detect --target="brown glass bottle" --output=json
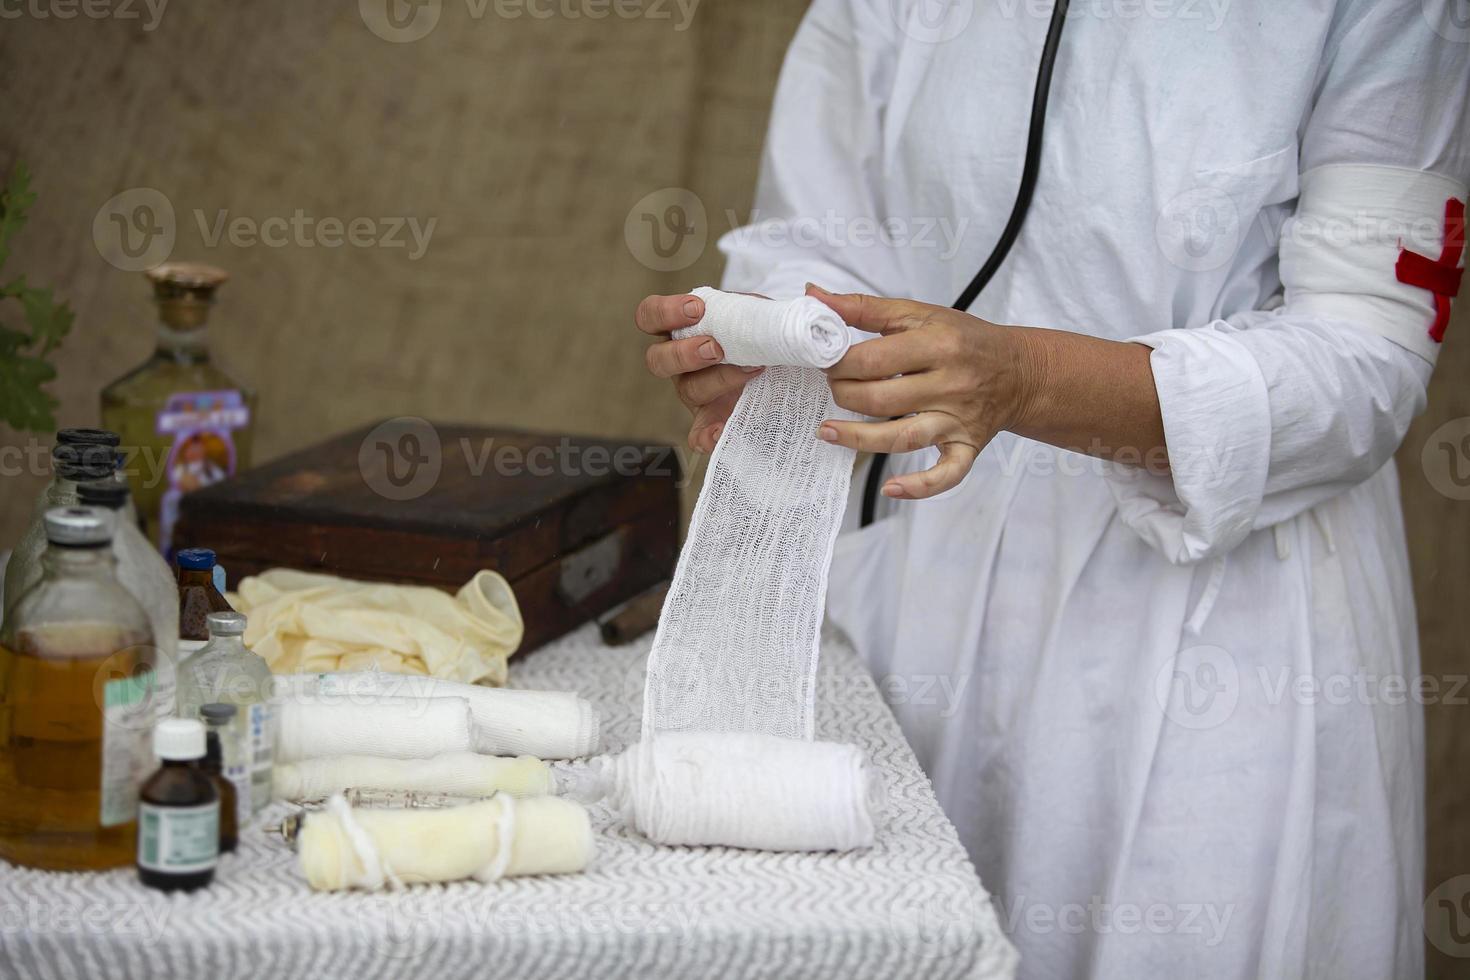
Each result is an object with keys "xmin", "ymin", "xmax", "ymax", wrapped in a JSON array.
[
  {"xmin": 137, "ymin": 719, "xmax": 218, "ymax": 892},
  {"xmin": 176, "ymin": 548, "xmax": 233, "ymax": 643},
  {"xmin": 199, "ymin": 708, "xmax": 238, "ymax": 853}
]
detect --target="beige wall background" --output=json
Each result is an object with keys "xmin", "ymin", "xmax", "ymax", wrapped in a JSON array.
[{"xmin": 1, "ymin": 2, "xmax": 1466, "ymax": 973}]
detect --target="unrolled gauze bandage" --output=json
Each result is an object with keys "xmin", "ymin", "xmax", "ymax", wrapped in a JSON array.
[
  {"xmin": 606, "ymin": 732, "xmax": 880, "ymax": 851},
  {"xmin": 622, "ymin": 288, "xmax": 882, "ymax": 853},
  {"xmin": 298, "ymin": 793, "xmax": 594, "ymax": 891},
  {"xmin": 276, "ymin": 670, "xmax": 599, "ymax": 759},
  {"xmin": 274, "ymin": 752, "xmax": 553, "ymax": 801},
  {"xmin": 648, "ymin": 289, "xmax": 858, "ymax": 740},
  {"xmin": 274, "ymin": 696, "xmax": 473, "ymax": 763}
]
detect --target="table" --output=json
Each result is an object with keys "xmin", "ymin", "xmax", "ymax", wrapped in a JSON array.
[{"xmin": 0, "ymin": 624, "xmax": 1018, "ymax": 979}]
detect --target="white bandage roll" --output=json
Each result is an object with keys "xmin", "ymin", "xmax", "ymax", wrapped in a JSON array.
[
  {"xmin": 606, "ymin": 732, "xmax": 881, "ymax": 852},
  {"xmin": 274, "ymin": 696, "xmax": 473, "ymax": 763},
  {"xmin": 298, "ymin": 793, "xmax": 595, "ymax": 891},
  {"xmin": 276, "ymin": 671, "xmax": 599, "ymax": 759},
  {"xmin": 674, "ymin": 287, "xmax": 851, "ymax": 368},
  {"xmin": 273, "ymin": 752, "xmax": 553, "ymax": 801}
]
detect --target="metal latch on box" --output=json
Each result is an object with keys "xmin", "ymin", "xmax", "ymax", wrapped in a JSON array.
[{"xmin": 557, "ymin": 528, "xmax": 626, "ymax": 605}]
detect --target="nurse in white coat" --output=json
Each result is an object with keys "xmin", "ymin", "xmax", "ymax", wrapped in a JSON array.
[{"xmin": 636, "ymin": 2, "xmax": 1469, "ymax": 977}]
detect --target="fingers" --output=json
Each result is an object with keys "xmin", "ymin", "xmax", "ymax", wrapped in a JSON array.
[
  {"xmin": 635, "ymin": 293, "xmax": 705, "ymax": 336},
  {"xmin": 816, "ymin": 412, "xmax": 956, "ymax": 454},
  {"xmin": 883, "ymin": 442, "xmax": 979, "ymax": 499},
  {"xmin": 805, "ymin": 283, "xmax": 937, "ymax": 336},
  {"xmin": 689, "ymin": 394, "xmax": 740, "ymax": 453},
  {"xmin": 816, "ymin": 413, "xmax": 979, "ymax": 499},
  {"xmin": 826, "ymin": 333, "xmax": 934, "ymax": 382},
  {"xmin": 646, "ymin": 335, "xmax": 725, "ymax": 378},
  {"xmin": 830, "ymin": 374, "xmax": 934, "ymax": 418},
  {"xmin": 674, "ymin": 363, "xmax": 762, "ymax": 409}
]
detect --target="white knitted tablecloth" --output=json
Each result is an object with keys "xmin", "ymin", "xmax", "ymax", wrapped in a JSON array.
[{"xmin": 0, "ymin": 624, "xmax": 1017, "ymax": 980}]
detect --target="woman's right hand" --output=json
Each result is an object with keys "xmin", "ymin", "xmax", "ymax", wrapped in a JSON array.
[{"xmin": 635, "ymin": 292, "xmax": 762, "ymax": 453}]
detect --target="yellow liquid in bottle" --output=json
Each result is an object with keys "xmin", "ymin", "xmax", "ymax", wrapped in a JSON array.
[{"xmin": 0, "ymin": 623, "xmax": 154, "ymax": 870}]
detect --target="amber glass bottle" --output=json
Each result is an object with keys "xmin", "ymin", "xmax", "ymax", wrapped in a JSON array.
[
  {"xmin": 100, "ymin": 263, "xmax": 255, "ymax": 559},
  {"xmin": 199, "ymin": 703, "xmax": 239, "ymax": 853},
  {"xmin": 176, "ymin": 548, "xmax": 234, "ymax": 646},
  {"xmin": 137, "ymin": 719, "xmax": 218, "ymax": 892},
  {"xmin": 0, "ymin": 508, "xmax": 157, "ymax": 871}
]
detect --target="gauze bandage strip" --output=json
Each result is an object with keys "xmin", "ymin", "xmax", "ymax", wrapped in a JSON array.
[
  {"xmin": 297, "ymin": 793, "xmax": 594, "ymax": 891},
  {"xmin": 648, "ymin": 290, "xmax": 857, "ymax": 740},
  {"xmin": 273, "ymin": 752, "xmax": 553, "ymax": 801},
  {"xmin": 619, "ymin": 288, "xmax": 880, "ymax": 852},
  {"xmin": 274, "ymin": 697, "xmax": 474, "ymax": 763}
]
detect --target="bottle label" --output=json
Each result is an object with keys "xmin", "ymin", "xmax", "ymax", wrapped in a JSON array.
[
  {"xmin": 155, "ymin": 389, "xmax": 250, "ymax": 558},
  {"xmin": 137, "ymin": 801, "xmax": 219, "ymax": 873},
  {"xmin": 248, "ymin": 701, "xmax": 273, "ymax": 793},
  {"xmin": 101, "ymin": 673, "xmax": 154, "ymax": 827},
  {"xmin": 227, "ymin": 755, "xmax": 252, "ymax": 823}
]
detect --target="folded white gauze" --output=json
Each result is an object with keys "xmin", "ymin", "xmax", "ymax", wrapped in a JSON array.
[
  {"xmin": 298, "ymin": 793, "xmax": 594, "ymax": 891},
  {"xmin": 274, "ymin": 752, "xmax": 553, "ymax": 801},
  {"xmin": 606, "ymin": 732, "xmax": 880, "ymax": 851},
  {"xmin": 673, "ymin": 286, "xmax": 851, "ymax": 368},
  {"xmin": 274, "ymin": 670, "xmax": 599, "ymax": 759},
  {"xmin": 274, "ymin": 696, "xmax": 473, "ymax": 763},
  {"xmin": 619, "ymin": 288, "xmax": 881, "ymax": 853}
]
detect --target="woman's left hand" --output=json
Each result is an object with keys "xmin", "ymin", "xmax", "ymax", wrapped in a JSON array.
[{"xmin": 808, "ymin": 284, "xmax": 1035, "ymax": 501}]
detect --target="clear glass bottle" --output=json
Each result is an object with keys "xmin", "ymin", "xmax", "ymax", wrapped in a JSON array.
[
  {"xmin": 76, "ymin": 480, "xmax": 179, "ymax": 724},
  {"xmin": 100, "ymin": 263, "xmax": 255, "ymax": 559},
  {"xmin": 176, "ymin": 612, "xmax": 272, "ymax": 815},
  {"xmin": 0, "ymin": 507, "xmax": 157, "ymax": 870},
  {"xmin": 2, "ymin": 442, "xmax": 117, "ymax": 623}
]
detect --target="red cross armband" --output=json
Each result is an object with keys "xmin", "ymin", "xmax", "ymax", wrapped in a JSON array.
[{"xmin": 1279, "ymin": 164, "xmax": 1468, "ymax": 366}]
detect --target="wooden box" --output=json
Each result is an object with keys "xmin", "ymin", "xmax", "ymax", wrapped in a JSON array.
[{"xmin": 173, "ymin": 420, "xmax": 680, "ymax": 655}]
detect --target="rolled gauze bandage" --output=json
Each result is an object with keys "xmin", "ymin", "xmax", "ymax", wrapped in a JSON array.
[
  {"xmin": 274, "ymin": 696, "xmax": 473, "ymax": 763},
  {"xmin": 274, "ymin": 752, "xmax": 553, "ymax": 801},
  {"xmin": 298, "ymin": 793, "xmax": 594, "ymax": 890},
  {"xmin": 277, "ymin": 671, "xmax": 599, "ymax": 759},
  {"xmin": 673, "ymin": 287, "xmax": 851, "ymax": 368},
  {"xmin": 606, "ymin": 732, "xmax": 882, "ymax": 852}
]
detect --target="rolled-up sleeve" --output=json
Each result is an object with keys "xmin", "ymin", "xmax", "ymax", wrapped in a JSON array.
[{"xmin": 1107, "ymin": 0, "xmax": 1467, "ymax": 564}]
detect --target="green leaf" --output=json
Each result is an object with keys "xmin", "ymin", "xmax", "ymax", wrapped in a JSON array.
[
  {"xmin": 0, "ymin": 162, "xmax": 34, "ymax": 273},
  {"xmin": 0, "ymin": 162, "xmax": 73, "ymax": 431},
  {"xmin": 0, "ymin": 352, "xmax": 59, "ymax": 432},
  {"xmin": 1, "ymin": 277, "xmax": 74, "ymax": 354}
]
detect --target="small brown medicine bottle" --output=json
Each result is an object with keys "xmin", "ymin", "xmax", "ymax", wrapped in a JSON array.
[
  {"xmin": 137, "ymin": 719, "xmax": 219, "ymax": 892},
  {"xmin": 199, "ymin": 703, "xmax": 239, "ymax": 853}
]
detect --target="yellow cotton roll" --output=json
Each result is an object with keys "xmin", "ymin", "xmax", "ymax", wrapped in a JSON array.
[{"xmin": 298, "ymin": 794, "xmax": 594, "ymax": 891}]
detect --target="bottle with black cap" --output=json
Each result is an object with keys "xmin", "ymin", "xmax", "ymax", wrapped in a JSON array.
[
  {"xmin": 2, "ymin": 436, "xmax": 120, "ymax": 619},
  {"xmin": 0, "ymin": 506, "xmax": 157, "ymax": 870},
  {"xmin": 76, "ymin": 479, "xmax": 180, "ymax": 722},
  {"xmin": 137, "ymin": 718, "xmax": 219, "ymax": 891}
]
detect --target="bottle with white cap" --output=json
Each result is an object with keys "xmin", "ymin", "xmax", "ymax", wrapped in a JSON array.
[
  {"xmin": 0, "ymin": 506, "xmax": 158, "ymax": 871},
  {"xmin": 137, "ymin": 718, "xmax": 219, "ymax": 892},
  {"xmin": 176, "ymin": 611, "xmax": 273, "ymax": 815}
]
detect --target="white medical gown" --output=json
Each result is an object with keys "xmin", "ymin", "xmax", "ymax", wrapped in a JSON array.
[{"xmin": 718, "ymin": 2, "xmax": 1470, "ymax": 977}]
